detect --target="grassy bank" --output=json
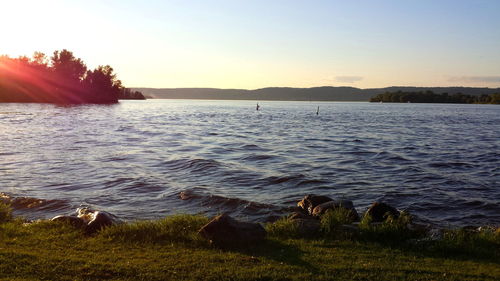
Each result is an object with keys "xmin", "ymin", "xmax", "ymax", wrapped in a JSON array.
[{"xmin": 0, "ymin": 204, "xmax": 499, "ymax": 280}]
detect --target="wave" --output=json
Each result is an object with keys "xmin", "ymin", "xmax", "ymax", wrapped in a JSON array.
[
  {"xmin": 1, "ymin": 192, "xmax": 71, "ymax": 212},
  {"xmin": 159, "ymin": 158, "xmax": 222, "ymax": 173},
  {"xmin": 178, "ymin": 188, "xmax": 284, "ymax": 222}
]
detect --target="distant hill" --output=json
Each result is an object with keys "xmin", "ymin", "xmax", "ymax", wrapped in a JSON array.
[{"xmin": 133, "ymin": 86, "xmax": 500, "ymax": 101}]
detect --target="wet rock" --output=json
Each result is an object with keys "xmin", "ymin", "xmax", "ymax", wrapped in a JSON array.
[
  {"xmin": 51, "ymin": 215, "xmax": 86, "ymax": 229},
  {"xmin": 198, "ymin": 214, "xmax": 266, "ymax": 248},
  {"xmin": 297, "ymin": 195, "xmax": 333, "ymax": 215},
  {"xmin": 476, "ymin": 226, "xmax": 496, "ymax": 232},
  {"xmin": 312, "ymin": 200, "xmax": 359, "ymax": 221},
  {"xmin": 86, "ymin": 212, "xmax": 117, "ymax": 234},
  {"xmin": 287, "ymin": 206, "xmax": 309, "ymax": 216},
  {"xmin": 364, "ymin": 202, "xmax": 399, "ymax": 222},
  {"xmin": 50, "ymin": 208, "xmax": 118, "ymax": 234},
  {"xmin": 288, "ymin": 212, "xmax": 315, "ymax": 220},
  {"xmin": 77, "ymin": 207, "xmax": 119, "ymax": 235}
]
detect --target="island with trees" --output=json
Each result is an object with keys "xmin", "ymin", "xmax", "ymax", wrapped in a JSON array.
[
  {"xmin": 118, "ymin": 88, "xmax": 146, "ymax": 100},
  {"xmin": 0, "ymin": 50, "xmax": 144, "ymax": 104},
  {"xmin": 370, "ymin": 90, "xmax": 500, "ymax": 104}
]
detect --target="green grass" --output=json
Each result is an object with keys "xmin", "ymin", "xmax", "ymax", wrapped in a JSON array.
[
  {"xmin": 320, "ymin": 207, "xmax": 357, "ymax": 234},
  {"xmin": 0, "ymin": 209, "xmax": 499, "ymax": 280},
  {"xmin": 358, "ymin": 211, "xmax": 421, "ymax": 243},
  {"xmin": 99, "ymin": 214, "xmax": 209, "ymax": 245},
  {"xmin": 265, "ymin": 217, "xmax": 303, "ymax": 239},
  {"xmin": 0, "ymin": 201, "xmax": 12, "ymax": 223}
]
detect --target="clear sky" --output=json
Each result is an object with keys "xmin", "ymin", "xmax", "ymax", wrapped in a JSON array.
[{"xmin": 1, "ymin": 0, "xmax": 499, "ymax": 89}]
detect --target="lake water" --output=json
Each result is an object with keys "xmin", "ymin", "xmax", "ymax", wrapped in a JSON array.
[{"xmin": 0, "ymin": 100, "xmax": 499, "ymax": 227}]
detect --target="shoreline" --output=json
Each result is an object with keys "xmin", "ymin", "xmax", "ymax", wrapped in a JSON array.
[
  {"xmin": 2, "ymin": 191, "xmax": 499, "ymax": 230},
  {"xmin": 1, "ymin": 201, "xmax": 499, "ymax": 280}
]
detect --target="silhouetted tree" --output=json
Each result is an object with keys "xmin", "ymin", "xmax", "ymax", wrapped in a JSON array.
[
  {"xmin": 118, "ymin": 88, "xmax": 146, "ymax": 100},
  {"xmin": 0, "ymin": 50, "xmax": 124, "ymax": 104}
]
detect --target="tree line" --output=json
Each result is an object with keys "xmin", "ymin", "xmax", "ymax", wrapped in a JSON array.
[
  {"xmin": 370, "ymin": 90, "xmax": 500, "ymax": 104},
  {"xmin": 0, "ymin": 50, "xmax": 144, "ymax": 104}
]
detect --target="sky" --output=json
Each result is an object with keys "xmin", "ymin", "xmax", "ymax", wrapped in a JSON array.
[{"xmin": 1, "ymin": 0, "xmax": 499, "ymax": 89}]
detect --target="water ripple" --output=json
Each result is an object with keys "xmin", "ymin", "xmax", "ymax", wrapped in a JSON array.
[{"xmin": 0, "ymin": 101, "xmax": 498, "ymax": 226}]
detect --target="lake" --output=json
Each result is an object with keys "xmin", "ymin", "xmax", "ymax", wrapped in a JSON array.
[{"xmin": 0, "ymin": 100, "xmax": 499, "ymax": 227}]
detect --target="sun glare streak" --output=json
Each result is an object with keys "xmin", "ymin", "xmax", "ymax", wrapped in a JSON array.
[{"xmin": 0, "ymin": 58, "xmax": 86, "ymax": 104}]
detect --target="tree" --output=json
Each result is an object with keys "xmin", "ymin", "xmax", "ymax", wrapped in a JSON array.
[
  {"xmin": 31, "ymin": 52, "xmax": 48, "ymax": 66},
  {"xmin": 83, "ymin": 65, "xmax": 122, "ymax": 103},
  {"xmin": 51, "ymin": 49, "xmax": 87, "ymax": 83}
]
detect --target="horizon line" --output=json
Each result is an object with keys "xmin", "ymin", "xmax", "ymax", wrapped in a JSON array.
[{"xmin": 129, "ymin": 85, "xmax": 500, "ymax": 91}]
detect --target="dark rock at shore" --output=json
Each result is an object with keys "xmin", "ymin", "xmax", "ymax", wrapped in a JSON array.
[
  {"xmin": 288, "ymin": 212, "xmax": 316, "ymax": 221},
  {"xmin": 51, "ymin": 215, "xmax": 86, "ymax": 229},
  {"xmin": 86, "ymin": 211, "xmax": 116, "ymax": 234},
  {"xmin": 365, "ymin": 202, "xmax": 400, "ymax": 222},
  {"xmin": 51, "ymin": 208, "xmax": 119, "ymax": 235},
  {"xmin": 297, "ymin": 195, "xmax": 333, "ymax": 215},
  {"xmin": 312, "ymin": 200, "xmax": 360, "ymax": 221},
  {"xmin": 77, "ymin": 208, "xmax": 119, "ymax": 235},
  {"xmin": 287, "ymin": 206, "xmax": 310, "ymax": 216},
  {"xmin": 288, "ymin": 212, "xmax": 321, "ymax": 235},
  {"xmin": 198, "ymin": 214, "xmax": 266, "ymax": 248}
]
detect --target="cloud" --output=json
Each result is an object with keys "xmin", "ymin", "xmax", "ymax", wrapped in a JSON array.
[
  {"xmin": 335, "ymin": 76, "xmax": 364, "ymax": 83},
  {"xmin": 448, "ymin": 76, "xmax": 500, "ymax": 83}
]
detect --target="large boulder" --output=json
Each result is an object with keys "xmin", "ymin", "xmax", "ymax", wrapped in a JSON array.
[
  {"xmin": 364, "ymin": 202, "xmax": 399, "ymax": 222},
  {"xmin": 198, "ymin": 214, "xmax": 266, "ymax": 248},
  {"xmin": 312, "ymin": 200, "xmax": 360, "ymax": 221},
  {"xmin": 52, "ymin": 208, "xmax": 119, "ymax": 235},
  {"xmin": 297, "ymin": 195, "xmax": 333, "ymax": 215}
]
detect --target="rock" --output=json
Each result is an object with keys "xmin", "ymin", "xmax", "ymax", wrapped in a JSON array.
[
  {"xmin": 297, "ymin": 195, "xmax": 333, "ymax": 215},
  {"xmin": 51, "ymin": 215, "xmax": 86, "ymax": 229},
  {"xmin": 77, "ymin": 207, "xmax": 119, "ymax": 235},
  {"xmin": 364, "ymin": 202, "xmax": 399, "ymax": 222},
  {"xmin": 198, "ymin": 214, "xmax": 266, "ymax": 248},
  {"xmin": 294, "ymin": 218, "xmax": 321, "ymax": 235},
  {"xmin": 287, "ymin": 212, "xmax": 320, "ymax": 236},
  {"xmin": 86, "ymin": 211, "xmax": 116, "ymax": 234},
  {"xmin": 287, "ymin": 206, "xmax": 309, "ymax": 216},
  {"xmin": 288, "ymin": 212, "xmax": 315, "ymax": 220},
  {"xmin": 312, "ymin": 200, "xmax": 360, "ymax": 221}
]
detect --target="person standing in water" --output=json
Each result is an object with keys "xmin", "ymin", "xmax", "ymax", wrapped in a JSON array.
[
  {"xmin": 256, "ymin": 103, "xmax": 260, "ymax": 111},
  {"xmin": 316, "ymin": 106, "xmax": 319, "ymax": 115}
]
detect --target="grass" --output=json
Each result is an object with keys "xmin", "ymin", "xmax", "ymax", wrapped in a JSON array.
[
  {"xmin": 320, "ymin": 207, "xmax": 357, "ymax": 234},
  {"xmin": 358, "ymin": 211, "xmax": 421, "ymax": 243},
  {"xmin": 99, "ymin": 214, "xmax": 209, "ymax": 245},
  {"xmin": 265, "ymin": 217, "xmax": 302, "ymax": 239},
  {"xmin": 0, "ymin": 202, "xmax": 499, "ymax": 281},
  {"xmin": 0, "ymin": 201, "xmax": 12, "ymax": 223}
]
